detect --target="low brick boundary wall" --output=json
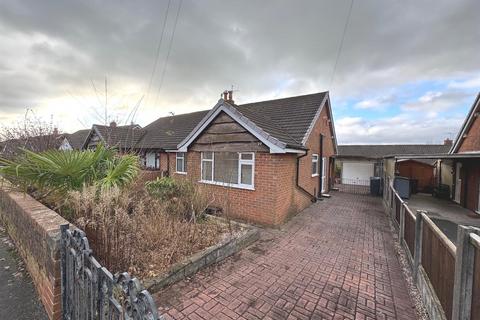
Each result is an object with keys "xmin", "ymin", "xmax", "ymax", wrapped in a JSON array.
[
  {"xmin": 144, "ymin": 219, "xmax": 259, "ymax": 293},
  {"xmin": 0, "ymin": 187, "xmax": 67, "ymax": 320}
]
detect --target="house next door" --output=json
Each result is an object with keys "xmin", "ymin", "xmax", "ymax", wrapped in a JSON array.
[{"xmin": 455, "ymin": 162, "xmax": 462, "ymax": 204}]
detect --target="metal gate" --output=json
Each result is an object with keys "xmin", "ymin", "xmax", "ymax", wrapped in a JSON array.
[{"xmin": 60, "ymin": 224, "xmax": 162, "ymax": 320}]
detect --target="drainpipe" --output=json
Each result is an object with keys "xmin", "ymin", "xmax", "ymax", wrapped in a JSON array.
[
  {"xmin": 319, "ymin": 134, "xmax": 324, "ymax": 197},
  {"xmin": 296, "ymin": 151, "xmax": 317, "ymax": 203}
]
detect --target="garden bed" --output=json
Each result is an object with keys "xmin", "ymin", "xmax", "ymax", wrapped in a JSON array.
[{"xmin": 143, "ymin": 216, "xmax": 259, "ymax": 292}]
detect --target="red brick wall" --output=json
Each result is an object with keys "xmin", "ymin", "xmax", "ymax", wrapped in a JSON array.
[
  {"xmin": 0, "ymin": 187, "xmax": 67, "ymax": 320},
  {"xmin": 297, "ymin": 104, "xmax": 336, "ymax": 197},
  {"xmin": 458, "ymin": 112, "xmax": 480, "ymax": 153}
]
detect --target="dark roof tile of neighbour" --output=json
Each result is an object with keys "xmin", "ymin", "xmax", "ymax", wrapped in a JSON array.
[
  {"xmin": 136, "ymin": 110, "xmax": 210, "ymax": 150},
  {"xmin": 91, "ymin": 124, "xmax": 145, "ymax": 149},
  {"xmin": 337, "ymin": 144, "xmax": 451, "ymax": 159},
  {"xmin": 64, "ymin": 129, "xmax": 91, "ymax": 149}
]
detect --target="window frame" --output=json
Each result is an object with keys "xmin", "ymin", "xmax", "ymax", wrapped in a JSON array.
[
  {"xmin": 312, "ymin": 154, "xmax": 319, "ymax": 177},
  {"xmin": 200, "ymin": 152, "xmax": 255, "ymax": 190},
  {"xmin": 176, "ymin": 152, "xmax": 187, "ymax": 174}
]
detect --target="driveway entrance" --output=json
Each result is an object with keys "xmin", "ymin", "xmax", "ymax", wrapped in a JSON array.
[{"xmin": 155, "ymin": 193, "xmax": 418, "ymax": 319}]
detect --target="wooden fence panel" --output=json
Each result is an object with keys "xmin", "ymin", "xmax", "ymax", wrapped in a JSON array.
[
  {"xmin": 422, "ymin": 219, "xmax": 456, "ymax": 320},
  {"xmin": 472, "ymin": 244, "xmax": 480, "ymax": 320},
  {"xmin": 404, "ymin": 207, "xmax": 416, "ymax": 258}
]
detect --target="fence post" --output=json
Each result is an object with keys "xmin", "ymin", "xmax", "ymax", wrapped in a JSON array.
[
  {"xmin": 452, "ymin": 226, "xmax": 480, "ymax": 320},
  {"xmin": 413, "ymin": 210, "xmax": 424, "ymax": 281},
  {"xmin": 60, "ymin": 223, "xmax": 69, "ymax": 320},
  {"xmin": 399, "ymin": 203, "xmax": 405, "ymax": 242}
]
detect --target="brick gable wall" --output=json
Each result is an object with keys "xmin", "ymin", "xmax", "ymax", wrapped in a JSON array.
[{"xmin": 458, "ymin": 110, "xmax": 480, "ymax": 153}]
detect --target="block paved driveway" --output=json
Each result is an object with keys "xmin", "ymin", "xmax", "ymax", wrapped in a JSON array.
[{"xmin": 154, "ymin": 193, "xmax": 417, "ymax": 320}]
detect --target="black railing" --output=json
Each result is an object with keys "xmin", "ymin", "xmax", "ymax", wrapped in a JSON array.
[{"xmin": 60, "ymin": 224, "xmax": 161, "ymax": 320}]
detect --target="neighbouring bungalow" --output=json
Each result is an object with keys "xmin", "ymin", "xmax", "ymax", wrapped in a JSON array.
[
  {"xmin": 81, "ymin": 122, "xmax": 144, "ymax": 151},
  {"xmin": 59, "ymin": 129, "xmax": 91, "ymax": 150},
  {"xmin": 336, "ymin": 143, "xmax": 451, "ymax": 192},
  {"xmin": 0, "ymin": 129, "xmax": 65, "ymax": 159}
]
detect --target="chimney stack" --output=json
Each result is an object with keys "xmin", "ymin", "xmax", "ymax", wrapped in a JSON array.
[
  {"xmin": 443, "ymin": 138, "xmax": 453, "ymax": 146},
  {"xmin": 53, "ymin": 127, "xmax": 59, "ymax": 136},
  {"xmin": 110, "ymin": 121, "xmax": 117, "ymax": 128},
  {"xmin": 221, "ymin": 90, "xmax": 234, "ymax": 103}
]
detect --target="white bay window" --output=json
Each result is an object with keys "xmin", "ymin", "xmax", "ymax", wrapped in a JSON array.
[{"xmin": 201, "ymin": 152, "xmax": 254, "ymax": 189}]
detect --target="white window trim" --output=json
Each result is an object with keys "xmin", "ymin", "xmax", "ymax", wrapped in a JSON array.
[
  {"xmin": 312, "ymin": 154, "xmax": 319, "ymax": 177},
  {"xmin": 176, "ymin": 152, "xmax": 186, "ymax": 174},
  {"xmin": 200, "ymin": 152, "xmax": 255, "ymax": 190}
]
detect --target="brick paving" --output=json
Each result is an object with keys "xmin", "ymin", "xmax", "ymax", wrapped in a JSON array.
[{"xmin": 154, "ymin": 193, "xmax": 418, "ymax": 319}]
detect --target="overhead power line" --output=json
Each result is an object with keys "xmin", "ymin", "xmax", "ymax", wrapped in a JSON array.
[
  {"xmin": 330, "ymin": 0, "xmax": 354, "ymax": 87},
  {"xmin": 149, "ymin": 0, "xmax": 184, "ymax": 115},
  {"xmin": 126, "ymin": 0, "xmax": 172, "ymax": 125}
]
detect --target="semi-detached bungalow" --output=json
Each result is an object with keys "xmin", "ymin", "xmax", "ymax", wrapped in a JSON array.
[{"xmin": 82, "ymin": 91, "xmax": 338, "ymax": 226}]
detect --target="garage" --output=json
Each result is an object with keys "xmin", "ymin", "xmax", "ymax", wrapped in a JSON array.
[{"xmin": 341, "ymin": 161, "xmax": 374, "ymax": 185}]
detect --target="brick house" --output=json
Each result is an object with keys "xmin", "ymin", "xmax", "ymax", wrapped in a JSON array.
[
  {"xmin": 135, "ymin": 91, "xmax": 337, "ymax": 225},
  {"xmin": 448, "ymin": 93, "xmax": 480, "ymax": 212},
  {"xmin": 390, "ymin": 93, "xmax": 480, "ymax": 213}
]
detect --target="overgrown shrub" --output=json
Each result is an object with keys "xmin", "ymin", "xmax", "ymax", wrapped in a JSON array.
[
  {"xmin": 145, "ymin": 177, "xmax": 180, "ymax": 200},
  {"xmin": 0, "ymin": 144, "xmax": 139, "ymax": 208},
  {"xmin": 146, "ymin": 177, "xmax": 212, "ymax": 222},
  {"xmin": 68, "ymin": 185, "xmax": 230, "ymax": 277}
]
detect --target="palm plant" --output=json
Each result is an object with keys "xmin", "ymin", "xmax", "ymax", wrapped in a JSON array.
[{"xmin": 0, "ymin": 144, "xmax": 139, "ymax": 204}]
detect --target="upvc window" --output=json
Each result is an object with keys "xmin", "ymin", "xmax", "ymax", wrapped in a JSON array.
[
  {"xmin": 201, "ymin": 152, "xmax": 254, "ymax": 189},
  {"xmin": 312, "ymin": 154, "xmax": 319, "ymax": 176},
  {"xmin": 176, "ymin": 152, "xmax": 186, "ymax": 173}
]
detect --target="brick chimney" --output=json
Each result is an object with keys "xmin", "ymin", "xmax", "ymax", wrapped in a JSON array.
[
  {"xmin": 110, "ymin": 121, "xmax": 117, "ymax": 128},
  {"xmin": 443, "ymin": 138, "xmax": 453, "ymax": 146},
  {"xmin": 222, "ymin": 90, "xmax": 234, "ymax": 103}
]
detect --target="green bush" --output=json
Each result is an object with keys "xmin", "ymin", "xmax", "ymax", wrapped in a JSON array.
[
  {"xmin": 0, "ymin": 144, "xmax": 140, "ymax": 206},
  {"xmin": 145, "ymin": 177, "xmax": 180, "ymax": 200}
]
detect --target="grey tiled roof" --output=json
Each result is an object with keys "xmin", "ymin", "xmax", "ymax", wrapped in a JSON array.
[
  {"xmin": 236, "ymin": 92, "xmax": 327, "ymax": 147},
  {"xmin": 137, "ymin": 92, "xmax": 328, "ymax": 150},
  {"xmin": 136, "ymin": 110, "xmax": 210, "ymax": 150},
  {"xmin": 65, "ymin": 129, "xmax": 90, "ymax": 149},
  {"xmin": 337, "ymin": 144, "xmax": 451, "ymax": 159},
  {"xmin": 92, "ymin": 124, "xmax": 145, "ymax": 149}
]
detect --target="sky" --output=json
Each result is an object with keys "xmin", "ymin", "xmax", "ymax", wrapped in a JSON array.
[{"xmin": 0, "ymin": 0, "xmax": 479, "ymax": 144}]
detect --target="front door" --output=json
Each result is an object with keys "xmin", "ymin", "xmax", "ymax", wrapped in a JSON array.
[
  {"xmin": 321, "ymin": 157, "xmax": 328, "ymax": 193},
  {"xmin": 454, "ymin": 162, "xmax": 462, "ymax": 204}
]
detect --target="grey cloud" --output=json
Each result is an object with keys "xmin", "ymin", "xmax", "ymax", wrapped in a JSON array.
[{"xmin": 0, "ymin": 0, "xmax": 479, "ymax": 139}]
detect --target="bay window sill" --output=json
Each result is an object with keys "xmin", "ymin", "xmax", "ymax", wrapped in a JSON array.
[
  {"xmin": 175, "ymin": 171, "xmax": 187, "ymax": 175},
  {"xmin": 199, "ymin": 180, "xmax": 255, "ymax": 191}
]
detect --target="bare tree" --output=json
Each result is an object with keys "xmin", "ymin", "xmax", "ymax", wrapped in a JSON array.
[{"xmin": 0, "ymin": 110, "xmax": 62, "ymax": 158}]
